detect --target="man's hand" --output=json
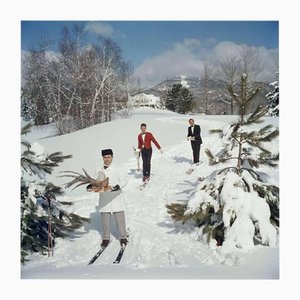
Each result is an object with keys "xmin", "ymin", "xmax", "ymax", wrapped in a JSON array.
[
  {"xmin": 134, "ymin": 148, "xmax": 141, "ymax": 159},
  {"xmin": 86, "ymin": 184, "xmax": 93, "ymax": 191},
  {"xmin": 111, "ymin": 184, "xmax": 121, "ymax": 191}
]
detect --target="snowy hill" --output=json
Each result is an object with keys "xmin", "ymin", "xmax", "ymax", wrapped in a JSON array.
[{"xmin": 21, "ymin": 107, "xmax": 279, "ymax": 279}]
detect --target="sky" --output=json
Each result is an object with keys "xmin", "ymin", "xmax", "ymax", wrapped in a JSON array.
[{"xmin": 21, "ymin": 21, "xmax": 278, "ymax": 88}]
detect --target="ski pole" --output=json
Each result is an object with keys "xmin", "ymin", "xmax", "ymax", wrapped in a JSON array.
[{"xmin": 47, "ymin": 195, "xmax": 53, "ymax": 257}]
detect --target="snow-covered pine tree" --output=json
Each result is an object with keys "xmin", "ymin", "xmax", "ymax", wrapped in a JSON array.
[
  {"xmin": 167, "ymin": 74, "xmax": 279, "ymax": 253},
  {"xmin": 266, "ymin": 72, "xmax": 279, "ymax": 117},
  {"xmin": 21, "ymin": 122, "xmax": 90, "ymax": 263}
]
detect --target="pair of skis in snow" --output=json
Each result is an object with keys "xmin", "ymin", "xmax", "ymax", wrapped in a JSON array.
[{"xmin": 88, "ymin": 242, "xmax": 127, "ymax": 265}]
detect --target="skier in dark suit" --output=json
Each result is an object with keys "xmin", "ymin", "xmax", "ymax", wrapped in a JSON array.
[{"xmin": 187, "ymin": 118, "xmax": 203, "ymax": 164}]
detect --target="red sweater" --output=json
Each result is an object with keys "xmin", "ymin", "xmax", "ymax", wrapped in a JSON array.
[{"xmin": 138, "ymin": 132, "xmax": 161, "ymax": 150}]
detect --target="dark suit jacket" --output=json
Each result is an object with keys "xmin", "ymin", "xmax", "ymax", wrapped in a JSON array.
[{"xmin": 187, "ymin": 124, "xmax": 202, "ymax": 144}]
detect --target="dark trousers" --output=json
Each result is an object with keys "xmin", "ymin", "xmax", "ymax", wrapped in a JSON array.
[
  {"xmin": 191, "ymin": 142, "xmax": 201, "ymax": 163},
  {"xmin": 141, "ymin": 148, "xmax": 152, "ymax": 176}
]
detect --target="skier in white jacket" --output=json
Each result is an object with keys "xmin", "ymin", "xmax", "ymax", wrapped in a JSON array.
[{"xmin": 95, "ymin": 149, "xmax": 128, "ymax": 247}]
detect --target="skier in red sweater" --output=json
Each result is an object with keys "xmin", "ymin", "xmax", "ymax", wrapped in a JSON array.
[{"xmin": 137, "ymin": 123, "xmax": 163, "ymax": 182}]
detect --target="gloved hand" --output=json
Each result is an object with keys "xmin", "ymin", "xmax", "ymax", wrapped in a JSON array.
[
  {"xmin": 111, "ymin": 184, "xmax": 121, "ymax": 191},
  {"xmin": 133, "ymin": 148, "xmax": 141, "ymax": 159},
  {"xmin": 86, "ymin": 184, "xmax": 93, "ymax": 191}
]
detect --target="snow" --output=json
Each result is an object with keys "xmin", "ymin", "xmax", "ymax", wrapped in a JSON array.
[
  {"xmin": 220, "ymin": 172, "xmax": 276, "ymax": 251},
  {"xmin": 180, "ymin": 75, "xmax": 190, "ymax": 88},
  {"xmin": 16, "ymin": 107, "xmax": 285, "ymax": 300},
  {"xmin": 221, "ymin": 173, "xmax": 275, "ymax": 226},
  {"xmin": 20, "ymin": 108, "xmax": 279, "ymax": 282},
  {"xmin": 29, "ymin": 141, "xmax": 46, "ymax": 158},
  {"xmin": 21, "ymin": 120, "xmax": 58, "ymax": 143}
]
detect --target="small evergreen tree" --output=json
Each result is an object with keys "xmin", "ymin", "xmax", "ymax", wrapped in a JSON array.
[
  {"xmin": 165, "ymin": 83, "xmax": 194, "ymax": 113},
  {"xmin": 266, "ymin": 72, "xmax": 279, "ymax": 117},
  {"xmin": 21, "ymin": 122, "xmax": 89, "ymax": 263},
  {"xmin": 178, "ymin": 86, "xmax": 195, "ymax": 114},
  {"xmin": 165, "ymin": 83, "xmax": 181, "ymax": 112},
  {"xmin": 167, "ymin": 74, "xmax": 279, "ymax": 252}
]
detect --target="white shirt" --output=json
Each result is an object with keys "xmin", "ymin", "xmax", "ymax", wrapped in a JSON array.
[
  {"xmin": 95, "ymin": 164, "xmax": 127, "ymax": 213},
  {"xmin": 142, "ymin": 132, "xmax": 146, "ymax": 143}
]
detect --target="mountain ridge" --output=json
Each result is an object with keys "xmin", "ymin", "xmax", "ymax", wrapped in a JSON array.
[{"xmin": 142, "ymin": 76, "xmax": 272, "ymax": 114}]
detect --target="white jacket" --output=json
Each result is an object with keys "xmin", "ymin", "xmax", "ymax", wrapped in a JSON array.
[{"xmin": 95, "ymin": 164, "xmax": 126, "ymax": 213}]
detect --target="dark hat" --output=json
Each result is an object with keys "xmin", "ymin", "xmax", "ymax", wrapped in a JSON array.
[{"xmin": 101, "ymin": 149, "xmax": 113, "ymax": 156}]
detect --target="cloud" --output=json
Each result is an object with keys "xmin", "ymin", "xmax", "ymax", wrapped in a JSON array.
[
  {"xmin": 85, "ymin": 21, "xmax": 114, "ymax": 38},
  {"xmin": 134, "ymin": 38, "xmax": 206, "ymax": 88},
  {"xmin": 212, "ymin": 41, "xmax": 242, "ymax": 60},
  {"xmin": 134, "ymin": 39, "xmax": 278, "ymax": 88},
  {"xmin": 212, "ymin": 41, "xmax": 279, "ymax": 81}
]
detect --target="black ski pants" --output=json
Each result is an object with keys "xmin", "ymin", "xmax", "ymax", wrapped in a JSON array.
[
  {"xmin": 141, "ymin": 148, "xmax": 152, "ymax": 177},
  {"xmin": 191, "ymin": 141, "xmax": 201, "ymax": 164}
]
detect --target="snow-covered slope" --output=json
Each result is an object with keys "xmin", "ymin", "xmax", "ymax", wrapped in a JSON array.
[{"xmin": 21, "ymin": 107, "xmax": 279, "ymax": 279}]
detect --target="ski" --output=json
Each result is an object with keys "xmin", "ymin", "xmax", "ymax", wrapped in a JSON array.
[
  {"xmin": 138, "ymin": 180, "xmax": 149, "ymax": 191},
  {"xmin": 113, "ymin": 229, "xmax": 131, "ymax": 264},
  {"xmin": 186, "ymin": 162, "xmax": 202, "ymax": 175},
  {"xmin": 186, "ymin": 168, "xmax": 195, "ymax": 175},
  {"xmin": 113, "ymin": 244, "xmax": 126, "ymax": 264},
  {"xmin": 88, "ymin": 244, "xmax": 109, "ymax": 265}
]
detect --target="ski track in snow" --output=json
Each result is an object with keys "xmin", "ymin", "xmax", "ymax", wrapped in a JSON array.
[{"xmin": 123, "ymin": 142, "xmax": 217, "ymax": 269}]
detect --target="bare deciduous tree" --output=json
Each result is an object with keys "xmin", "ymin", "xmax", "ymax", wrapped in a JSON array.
[
  {"xmin": 217, "ymin": 45, "xmax": 264, "ymax": 115},
  {"xmin": 21, "ymin": 24, "xmax": 132, "ymax": 134},
  {"xmin": 202, "ymin": 62, "xmax": 212, "ymax": 114},
  {"xmin": 218, "ymin": 56, "xmax": 241, "ymax": 114},
  {"xmin": 240, "ymin": 45, "xmax": 263, "ymax": 81}
]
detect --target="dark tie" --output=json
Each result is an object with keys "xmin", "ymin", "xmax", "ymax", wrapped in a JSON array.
[{"xmin": 104, "ymin": 166, "xmax": 108, "ymax": 169}]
